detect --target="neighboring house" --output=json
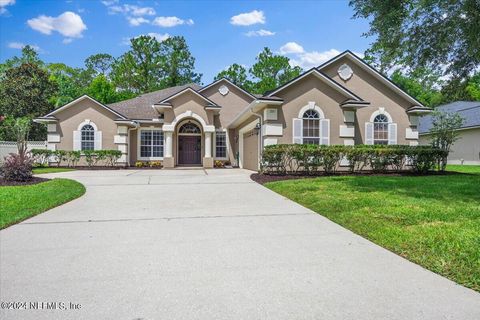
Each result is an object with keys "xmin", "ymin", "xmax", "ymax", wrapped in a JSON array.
[
  {"xmin": 419, "ymin": 101, "xmax": 480, "ymax": 165},
  {"xmin": 35, "ymin": 50, "xmax": 431, "ymax": 170}
]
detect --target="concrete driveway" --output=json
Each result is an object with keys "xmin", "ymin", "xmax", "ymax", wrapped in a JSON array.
[{"xmin": 1, "ymin": 169, "xmax": 479, "ymax": 320}]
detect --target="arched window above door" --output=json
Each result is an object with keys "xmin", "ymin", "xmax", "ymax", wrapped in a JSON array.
[{"xmin": 179, "ymin": 122, "xmax": 201, "ymax": 134}]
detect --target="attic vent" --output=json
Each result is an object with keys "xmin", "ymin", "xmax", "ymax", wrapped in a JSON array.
[
  {"xmin": 338, "ymin": 64, "xmax": 353, "ymax": 81},
  {"xmin": 219, "ymin": 85, "xmax": 229, "ymax": 96}
]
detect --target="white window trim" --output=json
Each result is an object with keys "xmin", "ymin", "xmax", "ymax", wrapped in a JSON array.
[
  {"xmin": 214, "ymin": 129, "xmax": 228, "ymax": 160},
  {"xmin": 298, "ymin": 101, "xmax": 325, "ymax": 119},
  {"xmin": 137, "ymin": 127, "xmax": 164, "ymax": 161},
  {"xmin": 369, "ymin": 108, "xmax": 393, "ymax": 123},
  {"xmin": 77, "ymin": 119, "xmax": 98, "ymax": 131},
  {"xmin": 370, "ymin": 108, "xmax": 395, "ymax": 145}
]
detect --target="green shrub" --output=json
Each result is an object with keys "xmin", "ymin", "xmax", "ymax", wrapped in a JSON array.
[
  {"xmin": 83, "ymin": 150, "xmax": 96, "ymax": 167},
  {"xmin": 53, "ymin": 150, "xmax": 67, "ymax": 167},
  {"xmin": 105, "ymin": 150, "xmax": 122, "ymax": 167},
  {"xmin": 30, "ymin": 149, "xmax": 52, "ymax": 166},
  {"xmin": 260, "ymin": 144, "xmax": 445, "ymax": 175},
  {"xmin": 66, "ymin": 151, "xmax": 81, "ymax": 167}
]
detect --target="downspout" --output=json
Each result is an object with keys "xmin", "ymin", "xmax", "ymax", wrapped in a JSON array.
[
  {"xmin": 250, "ymin": 105, "xmax": 263, "ymax": 171},
  {"xmin": 127, "ymin": 121, "xmax": 140, "ymax": 167}
]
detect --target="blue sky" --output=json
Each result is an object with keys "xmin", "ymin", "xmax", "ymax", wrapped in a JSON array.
[{"xmin": 0, "ymin": 0, "xmax": 371, "ymax": 83}]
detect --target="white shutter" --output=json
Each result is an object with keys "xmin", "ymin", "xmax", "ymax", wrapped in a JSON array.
[
  {"xmin": 292, "ymin": 118, "xmax": 303, "ymax": 144},
  {"xmin": 388, "ymin": 123, "xmax": 397, "ymax": 145},
  {"xmin": 73, "ymin": 131, "xmax": 81, "ymax": 151},
  {"xmin": 365, "ymin": 122, "xmax": 374, "ymax": 145},
  {"xmin": 94, "ymin": 131, "xmax": 102, "ymax": 150},
  {"xmin": 320, "ymin": 119, "xmax": 330, "ymax": 145}
]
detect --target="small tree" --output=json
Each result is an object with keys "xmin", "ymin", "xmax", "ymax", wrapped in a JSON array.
[
  {"xmin": 429, "ymin": 110, "xmax": 464, "ymax": 171},
  {"xmin": 12, "ymin": 117, "xmax": 31, "ymax": 161}
]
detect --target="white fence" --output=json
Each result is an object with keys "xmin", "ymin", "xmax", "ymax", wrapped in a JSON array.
[{"xmin": 0, "ymin": 141, "xmax": 47, "ymax": 163}]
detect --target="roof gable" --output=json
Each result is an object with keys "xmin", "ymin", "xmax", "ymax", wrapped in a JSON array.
[
  {"xmin": 265, "ymin": 68, "xmax": 363, "ymax": 101},
  {"xmin": 46, "ymin": 95, "xmax": 127, "ymax": 119},
  {"xmin": 156, "ymin": 87, "xmax": 220, "ymax": 107},
  {"xmin": 198, "ymin": 78, "xmax": 256, "ymax": 100},
  {"xmin": 317, "ymin": 50, "xmax": 424, "ymax": 107}
]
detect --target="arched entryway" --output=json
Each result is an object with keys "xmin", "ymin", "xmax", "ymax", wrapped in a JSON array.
[{"xmin": 177, "ymin": 121, "xmax": 202, "ymax": 165}]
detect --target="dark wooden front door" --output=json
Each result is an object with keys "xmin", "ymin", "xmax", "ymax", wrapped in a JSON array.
[{"xmin": 178, "ymin": 135, "xmax": 201, "ymax": 165}]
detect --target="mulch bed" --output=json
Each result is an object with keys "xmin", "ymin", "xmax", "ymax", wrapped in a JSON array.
[
  {"xmin": 0, "ymin": 176, "xmax": 50, "ymax": 187},
  {"xmin": 251, "ymin": 170, "xmax": 465, "ymax": 184}
]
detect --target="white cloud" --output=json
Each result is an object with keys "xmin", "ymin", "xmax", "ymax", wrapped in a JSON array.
[
  {"xmin": 27, "ymin": 11, "xmax": 87, "ymax": 39},
  {"xmin": 102, "ymin": 2, "xmax": 155, "ymax": 16},
  {"xmin": 125, "ymin": 5, "xmax": 155, "ymax": 16},
  {"xmin": 230, "ymin": 10, "xmax": 265, "ymax": 26},
  {"xmin": 245, "ymin": 29, "xmax": 275, "ymax": 37},
  {"xmin": 279, "ymin": 42, "xmax": 304, "ymax": 54},
  {"xmin": 101, "ymin": 0, "xmax": 118, "ymax": 6},
  {"xmin": 121, "ymin": 32, "xmax": 170, "ymax": 45},
  {"xmin": 127, "ymin": 16, "xmax": 149, "ymax": 26},
  {"xmin": 152, "ymin": 16, "xmax": 194, "ymax": 27},
  {"xmin": 62, "ymin": 38, "xmax": 73, "ymax": 44},
  {"xmin": 7, "ymin": 41, "xmax": 40, "ymax": 51},
  {"xmin": 146, "ymin": 32, "xmax": 170, "ymax": 42},
  {"xmin": 289, "ymin": 49, "xmax": 341, "ymax": 69},
  {"xmin": 0, "ymin": 0, "xmax": 15, "ymax": 14}
]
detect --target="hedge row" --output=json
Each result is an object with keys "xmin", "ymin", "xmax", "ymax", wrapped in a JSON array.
[
  {"xmin": 31, "ymin": 149, "xmax": 122, "ymax": 167},
  {"xmin": 260, "ymin": 144, "xmax": 448, "ymax": 175}
]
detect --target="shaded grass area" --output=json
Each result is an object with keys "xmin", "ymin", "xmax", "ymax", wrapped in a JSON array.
[
  {"xmin": 265, "ymin": 165, "xmax": 480, "ymax": 292},
  {"xmin": 33, "ymin": 167, "xmax": 75, "ymax": 174},
  {"xmin": 0, "ymin": 179, "xmax": 85, "ymax": 229}
]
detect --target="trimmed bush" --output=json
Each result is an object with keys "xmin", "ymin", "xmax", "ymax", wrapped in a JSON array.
[
  {"xmin": 1, "ymin": 153, "xmax": 34, "ymax": 181},
  {"xmin": 260, "ymin": 144, "xmax": 446, "ymax": 175},
  {"xmin": 30, "ymin": 149, "xmax": 52, "ymax": 166}
]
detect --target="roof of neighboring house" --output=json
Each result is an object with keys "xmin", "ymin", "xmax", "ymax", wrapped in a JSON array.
[
  {"xmin": 418, "ymin": 101, "xmax": 480, "ymax": 134},
  {"xmin": 108, "ymin": 83, "xmax": 202, "ymax": 119}
]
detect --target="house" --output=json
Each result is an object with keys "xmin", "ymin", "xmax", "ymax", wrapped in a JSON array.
[
  {"xmin": 34, "ymin": 50, "xmax": 431, "ymax": 170},
  {"xmin": 419, "ymin": 101, "xmax": 480, "ymax": 165}
]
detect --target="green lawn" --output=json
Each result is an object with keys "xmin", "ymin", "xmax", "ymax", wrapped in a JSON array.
[
  {"xmin": 265, "ymin": 165, "xmax": 480, "ymax": 292},
  {"xmin": 0, "ymin": 179, "xmax": 85, "ymax": 229},
  {"xmin": 33, "ymin": 167, "xmax": 75, "ymax": 174}
]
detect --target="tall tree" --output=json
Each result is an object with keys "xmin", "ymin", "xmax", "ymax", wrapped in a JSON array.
[
  {"xmin": 158, "ymin": 36, "xmax": 202, "ymax": 88},
  {"xmin": 350, "ymin": 0, "xmax": 480, "ymax": 97},
  {"xmin": 215, "ymin": 63, "xmax": 253, "ymax": 91},
  {"xmin": 111, "ymin": 35, "xmax": 163, "ymax": 93},
  {"xmin": 87, "ymin": 74, "xmax": 121, "ymax": 104},
  {"xmin": 85, "ymin": 53, "xmax": 115, "ymax": 76},
  {"xmin": 249, "ymin": 47, "xmax": 302, "ymax": 94},
  {"xmin": 390, "ymin": 68, "xmax": 444, "ymax": 107},
  {"xmin": 0, "ymin": 45, "xmax": 43, "ymax": 79},
  {"xmin": 0, "ymin": 63, "xmax": 57, "ymax": 140}
]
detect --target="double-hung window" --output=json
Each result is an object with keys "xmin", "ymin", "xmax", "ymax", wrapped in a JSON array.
[
  {"xmin": 373, "ymin": 114, "xmax": 389, "ymax": 145},
  {"xmin": 215, "ymin": 131, "xmax": 227, "ymax": 158},
  {"xmin": 81, "ymin": 124, "xmax": 95, "ymax": 151},
  {"xmin": 140, "ymin": 130, "xmax": 164, "ymax": 159},
  {"xmin": 302, "ymin": 110, "xmax": 320, "ymax": 144}
]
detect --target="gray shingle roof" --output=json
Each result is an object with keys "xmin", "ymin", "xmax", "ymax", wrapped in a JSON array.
[
  {"xmin": 418, "ymin": 101, "xmax": 480, "ymax": 134},
  {"xmin": 108, "ymin": 83, "xmax": 202, "ymax": 119}
]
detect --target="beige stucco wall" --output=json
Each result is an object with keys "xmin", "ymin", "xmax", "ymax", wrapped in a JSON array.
[
  {"xmin": 266, "ymin": 74, "xmax": 353, "ymax": 145},
  {"xmin": 129, "ymin": 123, "xmax": 163, "ymax": 164},
  {"xmin": 163, "ymin": 91, "xmax": 214, "ymax": 125},
  {"xmin": 200, "ymin": 81, "xmax": 253, "ymax": 128},
  {"xmin": 53, "ymin": 98, "xmax": 118, "ymax": 151},
  {"xmin": 321, "ymin": 56, "xmax": 414, "ymax": 145},
  {"xmin": 419, "ymin": 128, "xmax": 480, "ymax": 164}
]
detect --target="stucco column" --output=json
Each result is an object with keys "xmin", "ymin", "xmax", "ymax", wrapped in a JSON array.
[
  {"xmin": 205, "ymin": 132, "xmax": 212, "ymax": 158},
  {"xmin": 165, "ymin": 131, "xmax": 173, "ymax": 157}
]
